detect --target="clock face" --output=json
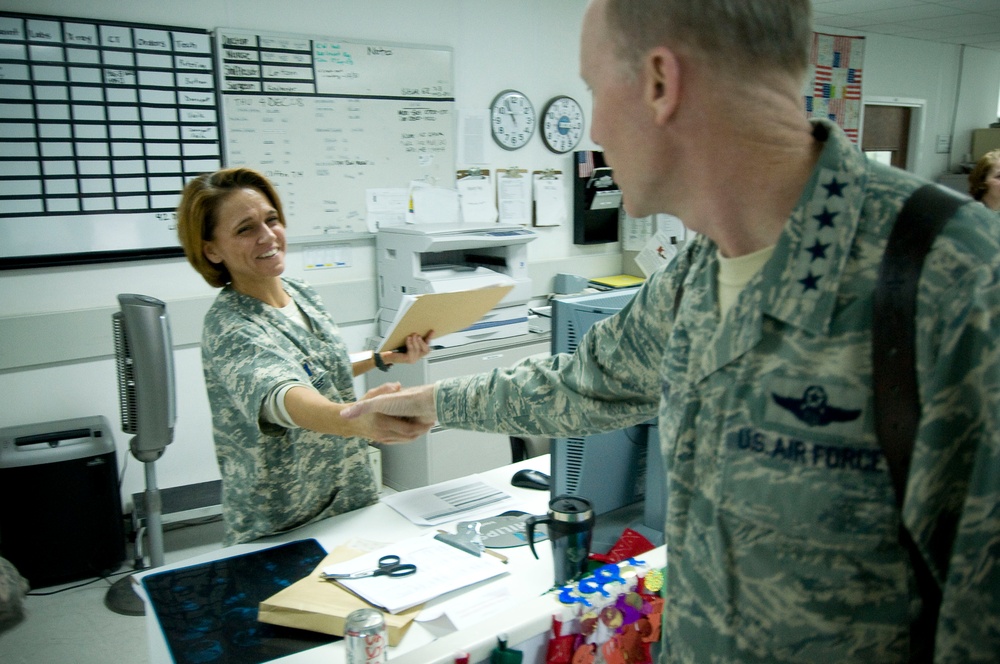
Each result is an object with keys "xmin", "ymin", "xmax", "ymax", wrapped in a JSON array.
[
  {"xmin": 490, "ymin": 90, "xmax": 536, "ymax": 151},
  {"xmin": 542, "ymin": 95, "xmax": 584, "ymax": 154}
]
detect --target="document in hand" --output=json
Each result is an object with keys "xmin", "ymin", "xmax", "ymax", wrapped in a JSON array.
[
  {"xmin": 321, "ymin": 534, "xmax": 508, "ymax": 614},
  {"xmin": 378, "ymin": 283, "xmax": 514, "ymax": 352}
]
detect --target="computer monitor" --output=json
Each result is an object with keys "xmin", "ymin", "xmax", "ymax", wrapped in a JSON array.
[{"xmin": 549, "ymin": 287, "xmax": 665, "ymax": 553}]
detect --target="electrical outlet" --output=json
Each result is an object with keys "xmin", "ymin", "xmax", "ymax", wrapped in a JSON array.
[{"xmin": 936, "ymin": 135, "xmax": 951, "ymax": 153}]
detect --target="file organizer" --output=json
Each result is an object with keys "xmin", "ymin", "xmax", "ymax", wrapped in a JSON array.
[{"xmin": 573, "ymin": 150, "xmax": 622, "ymax": 245}]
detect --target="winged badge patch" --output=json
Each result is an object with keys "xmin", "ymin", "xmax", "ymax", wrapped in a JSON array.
[{"xmin": 771, "ymin": 385, "xmax": 861, "ymax": 427}]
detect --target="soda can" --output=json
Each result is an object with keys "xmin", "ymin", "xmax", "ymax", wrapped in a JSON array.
[{"xmin": 345, "ymin": 607, "xmax": 388, "ymax": 664}]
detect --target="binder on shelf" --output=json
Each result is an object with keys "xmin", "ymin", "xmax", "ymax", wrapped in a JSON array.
[
  {"xmin": 573, "ymin": 150, "xmax": 621, "ymax": 245},
  {"xmin": 589, "ymin": 274, "xmax": 645, "ymax": 289}
]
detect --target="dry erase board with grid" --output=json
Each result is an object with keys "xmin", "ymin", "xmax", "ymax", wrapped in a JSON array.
[
  {"xmin": 216, "ymin": 28, "xmax": 455, "ymax": 241},
  {"xmin": 0, "ymin": 12, "xmax": 222, "ymax": 267},
  {"xmin": 0, "ymin": 16, "xmax": 455, "ymax": 267}
]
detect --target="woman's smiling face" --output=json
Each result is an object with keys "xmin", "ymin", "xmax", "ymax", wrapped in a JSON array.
[{"xmin": 203, "ymin": 187, "xmax": 287, "ymax": 292}]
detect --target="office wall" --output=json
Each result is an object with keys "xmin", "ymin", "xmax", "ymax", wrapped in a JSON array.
[
  {"xmin": 830, "ymin": 29, "xmax": 1000, "ymax": 178},
  {"xmin": 2, "ymin": 0, "xmax": 999, "ymax": 504},
  {"xmin": 0, "ymin": 0, "xmax": 608, "ymax": 503}
]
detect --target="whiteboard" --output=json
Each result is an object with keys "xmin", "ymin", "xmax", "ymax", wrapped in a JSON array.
[
  {"xmin": 216, "ymin": 29, "xmax": 455, "ymax": 239},
  {"xmin": 0, "ymin": 12, "xmax": 222, "ymax": 267}
]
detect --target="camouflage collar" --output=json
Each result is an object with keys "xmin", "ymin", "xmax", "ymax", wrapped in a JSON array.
[{"xmin": 757, "ymin": 119, "xmax": 870, "ymax": 335}]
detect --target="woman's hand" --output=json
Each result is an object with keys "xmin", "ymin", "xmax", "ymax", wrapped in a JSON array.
[
  {"xmin": 351, "ymin": 381, "xmax": 434, "ymax": 444},
  {"xmin": 283, "ymin": 382, "xmax": 430, "ymax": 443},
  {"xmin": 385, "ymin": 332, "xmax": 433, "ymax": 365}
]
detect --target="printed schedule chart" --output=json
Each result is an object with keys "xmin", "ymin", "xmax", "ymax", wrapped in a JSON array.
[{"xmin": 0, "ymin": 13, "xmax": 222, "ymax": 264}]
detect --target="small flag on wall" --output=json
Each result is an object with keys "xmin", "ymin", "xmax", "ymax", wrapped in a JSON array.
[{"xmin": 803, "ymin": 32, "xmax": 865, "ymax": 144}]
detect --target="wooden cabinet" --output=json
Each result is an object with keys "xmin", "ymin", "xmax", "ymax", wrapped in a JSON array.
[{"xmin": 366, "ymin": 334, "xmax": 550, "ymax": 490}]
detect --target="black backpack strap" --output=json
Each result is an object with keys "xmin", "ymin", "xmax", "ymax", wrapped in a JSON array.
[{"xmin": 872, "ymin": 182, "xmax": 970, "ymax": 662}]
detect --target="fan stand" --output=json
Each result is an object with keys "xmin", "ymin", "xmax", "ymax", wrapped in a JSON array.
[{"xmin": 105, "ymin": 457, "xmax": 164, "ymax": 616}]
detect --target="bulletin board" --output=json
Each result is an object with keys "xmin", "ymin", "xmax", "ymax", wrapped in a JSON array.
[
  {"xmin": 0, "ymin": 12, "xmax": 222, "ymax": 268},
  {"xmin": 216, "ymin": 28, "xmax": 455, "ymax": 240}
]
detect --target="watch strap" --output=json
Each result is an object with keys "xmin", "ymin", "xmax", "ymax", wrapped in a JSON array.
[{"xmin": 373, "ymin": 350, "xmax": 391, "ymax": 372}]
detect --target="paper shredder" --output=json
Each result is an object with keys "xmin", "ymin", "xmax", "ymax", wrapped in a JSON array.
[{"xmin": 0, "ymin": 416, "xmax": 126, "ymax": 588}]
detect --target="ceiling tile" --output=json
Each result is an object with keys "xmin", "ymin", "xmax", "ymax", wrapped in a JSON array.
[
  {"xmin": 809, "ymin": 0, "xmax": 1000, "ymax": 52},
  {"xmin": 902, "ymin": 13, "xmax": 1000, "ymax": 34},
  {"xmin": 816, "ymin": 0, "xmax": 915, "ymax": 14}
]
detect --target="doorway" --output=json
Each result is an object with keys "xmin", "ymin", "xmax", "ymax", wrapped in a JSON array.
[
  {"xmin": 861, "ymin": 97, "xmax": 926, "ymax": 173},
  {"xmin": 863, "ymin": 105, "xmax": 910, "ymax": 168}
]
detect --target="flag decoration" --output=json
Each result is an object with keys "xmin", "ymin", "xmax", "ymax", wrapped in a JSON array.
[{"xmin": 803, "ymin": 32, "xmax": 865, "ymax": 144}]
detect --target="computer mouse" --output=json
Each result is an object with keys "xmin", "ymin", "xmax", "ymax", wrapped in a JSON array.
[{"xmin": 510, "ymin": 468, "xmax": 551, "ymax": 491}]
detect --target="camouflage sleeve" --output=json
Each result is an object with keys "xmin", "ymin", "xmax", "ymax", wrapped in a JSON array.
[
  {"xmin": 0, "ymin": 556, "xmax": 28, "ymax": 629},
  {"xmin": 914, "ymin": 214, "xmax": 1000, "ymax": 659},
  {"xmin": 203, "ymin": 310, "xmax": 310, "ymax": 433},
  {"xmin": 435, "ymin": 265, "xmax": 682, "ymax": 436}
]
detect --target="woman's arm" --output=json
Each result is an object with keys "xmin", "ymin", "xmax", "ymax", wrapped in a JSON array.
[
  {"xmin": 351, "ymin": 332, "xmax": 433, "ymax": 377},
  {"xmin": 283, "ymin": 382, "xmax": 433, "ymax": 443}
]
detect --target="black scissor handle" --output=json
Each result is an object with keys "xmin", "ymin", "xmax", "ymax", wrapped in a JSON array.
[
  {"xmin": 374, "ymin": 554, "xmax": 416, "ymax": 577},
  {"xmin": 384, "ymin": 563, "xmax": 416, "ymax": 577}
]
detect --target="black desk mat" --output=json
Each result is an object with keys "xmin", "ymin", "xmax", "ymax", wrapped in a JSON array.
[{"xmin": 141, "ymin": 538, "xmax": 339, "ymax": 664}]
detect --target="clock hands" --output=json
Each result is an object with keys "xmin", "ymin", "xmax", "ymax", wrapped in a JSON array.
[{"xmin": 505, "ymin": 97, "xmax": 519, "ymax": 128}]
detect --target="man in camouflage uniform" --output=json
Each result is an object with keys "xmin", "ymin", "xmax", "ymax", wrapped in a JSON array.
[{"xmin": 345, "ymin": 0, "xmax": 1000, "ymax": 660}]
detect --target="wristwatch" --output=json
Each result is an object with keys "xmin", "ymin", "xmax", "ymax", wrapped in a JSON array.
[{"xmin": 372, "ymin": 351, "xmax": 391, "ymax": 372}]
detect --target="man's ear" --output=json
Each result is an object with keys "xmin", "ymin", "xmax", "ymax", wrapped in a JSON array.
[{"xmin": 645, "ymin": 46, "xmax": 681, "ymax": 124}]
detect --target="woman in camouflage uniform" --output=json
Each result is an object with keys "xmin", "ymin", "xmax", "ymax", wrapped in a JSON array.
[
  {"xmin": 968, "ymin": 148, "xmax": 1000, "ymax": 213},
  {"xmin": 177, "ymin": 168, "xmax": 432, "ymax": 545}
]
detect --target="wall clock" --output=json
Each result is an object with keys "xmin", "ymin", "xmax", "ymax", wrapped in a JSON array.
[
  {"xmin": 541, "ymin": 95, "xmax": 584, "ymax": 154},
  {"xmin": 490, "ymin": 89, "xmax": 536, "ymax": 150}
]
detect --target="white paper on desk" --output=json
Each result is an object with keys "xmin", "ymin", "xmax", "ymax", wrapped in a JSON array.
[
  {"xmin": 415, "ymin": 583, "xmax": 513, "ymax": 633},
  {"xmin": 322, "ymin": 534, "xmax": 507, "ymax": 614},
  {"xmin": 380, "ymin": 475, "xmax": 524, "ymax": 526}
]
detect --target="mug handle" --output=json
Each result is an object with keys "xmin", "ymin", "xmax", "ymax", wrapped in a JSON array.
[{"xmin": 523, "ymin": 514, "xmax": 549, "ymax": 560}]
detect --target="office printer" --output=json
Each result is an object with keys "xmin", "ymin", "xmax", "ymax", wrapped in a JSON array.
[{"xmin": 377, "ymin": 222, "xmax": 536, "ymax": 347}]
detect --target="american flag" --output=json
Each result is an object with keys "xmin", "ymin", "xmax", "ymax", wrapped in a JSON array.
[
  {"xmin": 577, "ymin": 150, "xmax": 595, "ymax": 178},
  {"xmin": 845, "ymin": 69, "xmax": 862, "ymax": 100},
  {"xmin": 814, "ymin": 65, "xmax": 833, "ymax": 98}
]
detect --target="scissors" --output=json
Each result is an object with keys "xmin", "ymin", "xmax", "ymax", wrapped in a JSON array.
[{"xmin": 322, "ymin": 554, "xmax": 417, "ymax": 580}]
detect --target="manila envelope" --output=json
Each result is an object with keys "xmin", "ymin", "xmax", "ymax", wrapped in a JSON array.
[{"xmin": 257, "ymin": 546, "xmax": 421, "ymax": 646}]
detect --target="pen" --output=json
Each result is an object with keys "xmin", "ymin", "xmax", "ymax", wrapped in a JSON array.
[{"xmin": 482, "ymin": 548, "xmax": 508, "ymax": 564}]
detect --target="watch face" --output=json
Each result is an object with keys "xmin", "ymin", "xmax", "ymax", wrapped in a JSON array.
[
  {"xmin": 542, "ymin": 96, "xmax": 584, "ymax": 154},
  {"xmin": 490, "ymin": 90, "xmax": 536, "ymax": 150}
]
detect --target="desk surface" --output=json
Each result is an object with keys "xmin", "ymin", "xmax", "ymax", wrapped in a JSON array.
[{"xmin": 136, "ymin": 455, "xmax": 666, "ymax": 664}]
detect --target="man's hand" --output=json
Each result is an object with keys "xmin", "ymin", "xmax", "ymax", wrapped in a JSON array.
[
  {"xmin": 350, "ymin": 382, "xmax": 436, "ymax": 444},
  {"xmin": 342, "ymin": 383, "xmax": 437, "ymax": 424}
]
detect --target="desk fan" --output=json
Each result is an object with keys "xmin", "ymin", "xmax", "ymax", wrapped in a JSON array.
[{"xmin": 105, "ymin": 294, "xmax": 176, "ymax": 616}]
